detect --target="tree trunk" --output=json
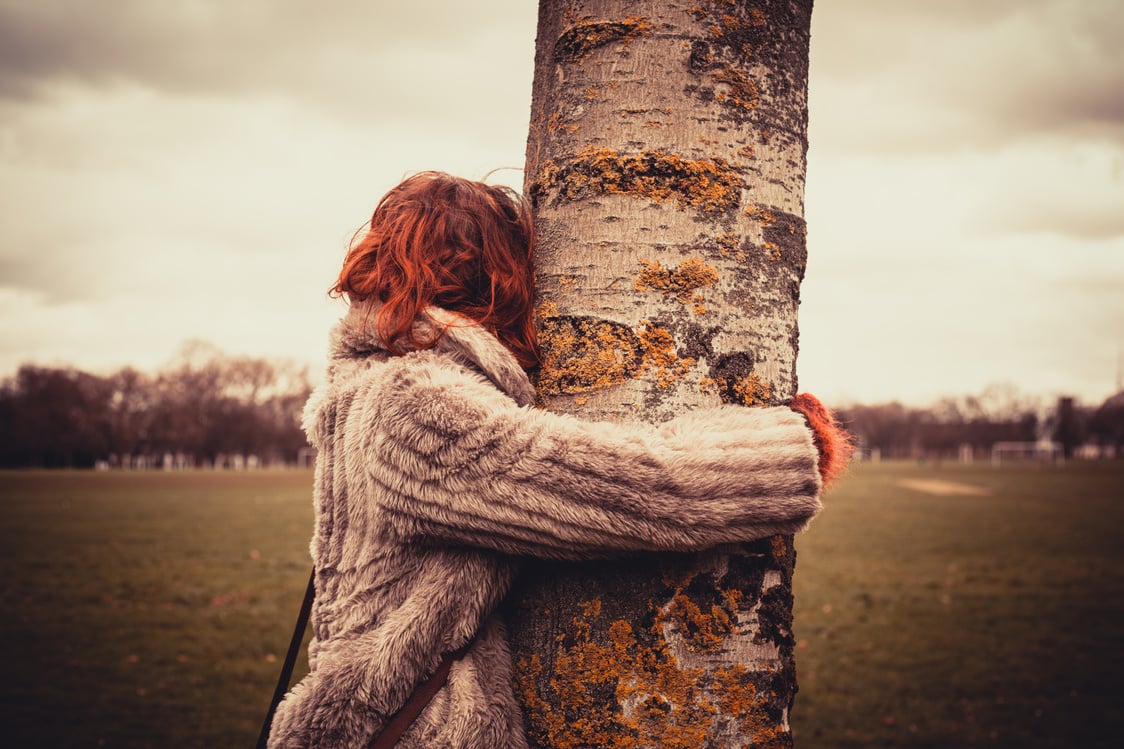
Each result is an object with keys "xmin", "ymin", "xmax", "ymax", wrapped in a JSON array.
[{"xmin": 507, "ymin": 1, "xmax": 813, "ymax": 747}]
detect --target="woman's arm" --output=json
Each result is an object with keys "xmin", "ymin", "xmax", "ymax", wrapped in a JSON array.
[{"xmin": 355, "ymin": 357, "xmax": 823, "ymax": 559}]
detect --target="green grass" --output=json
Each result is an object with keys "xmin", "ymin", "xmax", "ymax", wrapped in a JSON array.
[
  {"xmin": 0, "ymin": 470, "xmax": 314, "ymax": 749},
  {"xmin": 792, "ymin": 460, "xmax": 1124, "ymax": 748},
  {"xmin": 1, "ymin": 462, "xmax": 1121, "ymax": 748}
]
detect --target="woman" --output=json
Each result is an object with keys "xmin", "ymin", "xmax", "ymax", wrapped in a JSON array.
[{"xmin": 267, "ymin": 172, "xmax": 848, "ymax": 748}]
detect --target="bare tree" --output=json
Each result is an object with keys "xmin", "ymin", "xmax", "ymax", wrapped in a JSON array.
[{"xmin": 507, "ymin": 1, "xmax": 814, "ymax": 746}]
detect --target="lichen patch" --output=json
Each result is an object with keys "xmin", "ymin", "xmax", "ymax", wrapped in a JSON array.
[
  {"xmin": 711, "ymin": 352, "xmax": 774, "ymax": 406},
  {"xmin": 514, "ymin": 586, "xmax": 784, "ymax": 749},
  {"xmin": 634, "ymin": 257, "xmax": 719, "ymax": 304},
  {"xmin": 541, "ymin": 146, "xmax": 742, "ymax": 213},
  {"xmin": 732, "ymin": 373, "xmax": 772, "ymax": 406},
  {"xmin": 715, "ymin": 231, "xmax": 748, "ymax": 261},
  {"xmin": 638, "ymin": 322, "xmax": 697, "ymax": 389},
  {"xmin": 536, "ymin": 316, "xmax": 643, "ymax": 395},
  {"xmin": 713, "ymin": 65, "xmax": 760, "ymax": 111},
  {"xmin": 554, "ymin": 16, "xmax": 653, "ymax": 62},
  {"xmin": 535, "ymin": 316, "xmax": 702, "ymax": 396}
]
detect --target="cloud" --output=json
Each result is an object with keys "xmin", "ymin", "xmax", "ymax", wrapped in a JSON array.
[
  {"xmin": 0, "ymin": 37, "xmax": 536, "ymax": 371},
  {"xmin": 968, "ymin": 141, "xmax": 1124, "ymax": 240},
  {"xmin": 0, "ymin": 86, "xmax": 528, "ymax": 308},
  {"xmin": 0, "ymin": 0, "xmax": 535, "ymax": 126},
  {"xmin": 801, "ymin": 135, "xmax": 1124, "ymax": 404},
  {"xmin": 811, "ymin": 0, "xmax": 1124, "ymax": 152},
  {"xmin": 0, "ymin": 0, "xmax": 538, "ymax": 308},
  {"xmin": 798, "ymin": 247, "xmax": 1124, "ymax": 405}
]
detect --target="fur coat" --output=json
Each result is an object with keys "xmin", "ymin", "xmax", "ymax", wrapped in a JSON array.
[{"xmin": 267, "ymin": 301, "xmax": 824, "ymax": 748}]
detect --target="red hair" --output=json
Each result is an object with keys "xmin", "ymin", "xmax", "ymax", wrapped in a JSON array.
[{"xmin": 333, "ymin": 172, "xmax": 539, "ymax": 370}]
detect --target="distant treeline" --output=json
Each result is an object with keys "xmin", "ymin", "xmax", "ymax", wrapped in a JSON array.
[
  {"xmin": 3, "ymin": 353, "xmax": 1123, "ymax": 468},
  {"xmin": 839, "ymin": 386, "xmax": 1124, "ymax": 460},
  {"xmin": 0, "ymin": 343, "xmax": 312, "ymax": 469}
]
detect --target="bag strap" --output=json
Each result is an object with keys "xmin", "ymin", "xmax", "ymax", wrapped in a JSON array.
[
  {"xmin": 256, "ymin": 569, "xmax": 471, "ymax": 749},
  {"xmin": 255, "ymin": 568, "xmax": 316, "ymax": 749},
  {"xmin": 368, "ymin": 643, "xmax": 471, "ymax": 749}
]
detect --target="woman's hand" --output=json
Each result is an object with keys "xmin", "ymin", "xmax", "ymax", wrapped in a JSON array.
[{"xmin": 789, "ymin": 393, "xmax": 853, "ymax": 487}]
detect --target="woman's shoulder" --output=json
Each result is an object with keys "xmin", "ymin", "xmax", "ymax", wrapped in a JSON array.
[
  {"xmin": 328, "ymin": 346, "xmax": 492, "ymax": 392},
  {"xmin": 304, "ymin": 348, "xmax": 512, "ymax": 442},
  {"xmin": 372, "ymin": 347, "xmax": 504, "ymax": 399}
]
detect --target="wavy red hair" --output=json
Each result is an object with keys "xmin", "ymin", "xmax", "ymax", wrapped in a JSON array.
[{"xmin": 332, "ymin": 172, "xmax": 539, "ymax": 370}]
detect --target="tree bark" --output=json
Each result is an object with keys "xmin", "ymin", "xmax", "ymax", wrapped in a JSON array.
[{"xmin": 508, "ymin": 1, "xmax": 813, "ymax": 747}]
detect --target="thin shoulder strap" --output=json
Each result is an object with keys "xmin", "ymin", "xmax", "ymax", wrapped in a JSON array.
[
  {"xmin": 368, "ymin": 643, "xmax": 472, "ymax": 749},
  {"xmin": 256, "ymin": 568, "xmax": 316, "ymax": 749}
]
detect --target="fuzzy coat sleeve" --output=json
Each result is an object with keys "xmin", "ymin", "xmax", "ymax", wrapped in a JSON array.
[{"xmin": 341, "ymin": 354, "xmax": 823, "ymax": 559}]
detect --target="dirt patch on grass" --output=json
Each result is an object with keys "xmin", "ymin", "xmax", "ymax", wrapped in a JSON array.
[{"xmin": 896, "ymin": 479, "xmax": 992, "ymax": 496}]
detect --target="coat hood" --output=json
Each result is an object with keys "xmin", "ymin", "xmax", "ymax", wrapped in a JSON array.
[{"xmin": 329, "ymin": 300, "xmax": 536, "ymax": 408}]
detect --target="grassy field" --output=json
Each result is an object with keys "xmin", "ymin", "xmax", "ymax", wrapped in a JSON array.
[
  {"xmin": 0, "ymin": 470, "xmax": 315, "ymax": 748},
  {"xmin": 1, "ymin": 461, "xmax": 1121, "ymax": 748},
  {"xmin": 792, "ymin": 460, "xmax": 1123, "ymax": 748}
]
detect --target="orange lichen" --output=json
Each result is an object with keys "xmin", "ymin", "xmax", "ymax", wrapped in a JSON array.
[
  {"xmin": 771, "ymin": 535, "xmax": 789, "ymax": 562},
  {"xmin": 531, "ymin": 160, "xmax": 560, "ymax": 199},
  {"xmin": 713, "ymin": 665, "xmax": 789, "ymax": 744},
  {"xmin": 634, "ymin": 257, "xmax": 718, "ymax": 304},
  {"xmin": 536, "ymin": 300, "xmax": 559, "ymax": 319},
  {"xmin": 715, "ymin": 232, "xmax": 746, "ymax": 260},
  {"xmin": 715, "ymin": 232, "xmax": 739, "ymax": 252},
  {"xmin": 638, "ymin": 322, "xmax": 697, "ymax": 389},
  {"xmin": 536, "ymin": 314, "xmax": 706, "ymax": 396},
  {"xmin": 732, "ymin": 373, "xmax": 772, "ymax": 406},
  {"xmin": 737, "ymin": 143, "xmax": 756, "ymax": 161},
  {"xmin": 691, "ymin": 4, "xmax": 763, "ymax": 64},
  {"xmin": 515, "ymin": 653, "xmax": 577, "ymax": 743},
  {"xmin": 713, "ymin": 65, "xmax": 760, "ymax": 111},
  {"xmin": 723, "ymin": 14, "xmax": 748, "ymax": 31},
  {"xmin": 506, "ymin": 525, "xmax": 801, "ymax": 743},
  {"xmin": 552, "ymin": 145, "xmax": 742, "ymax": 213},
  {"xmin": 554, "ymin": 16, "xmax": 653, "ymax": 62},
  {"xmin": 656, "ymin": 587, "xmax": 744, "ymax": 653},
  {"xmin": 515, "ymin": 584, "xmax": 781, "ymax": 749},
  {"xmin": 745, "ymin": 203, "xmax": 777, "ymax": 225},
  {"xmin": 710, "ymin": 354, "xmax": 774, "ymax": 406},
  {"xmin": 536, "ymin": 316, "xmax": 642, "ymax": 395}
]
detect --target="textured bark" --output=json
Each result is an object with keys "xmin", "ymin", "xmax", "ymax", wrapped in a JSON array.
[{"xmin": 507, "ymin": 1, "xmax": 813, "ymax": 747}]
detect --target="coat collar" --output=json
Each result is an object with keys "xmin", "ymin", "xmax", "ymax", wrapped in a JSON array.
[{"xmin": 330, "ymin": 300, "xmax": 536, "ymax": 407}]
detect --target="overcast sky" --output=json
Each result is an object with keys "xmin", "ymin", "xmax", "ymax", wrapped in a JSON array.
[{"xmin": 1, "ymin": 0, "xmax": 1121, "ymax": 406}]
